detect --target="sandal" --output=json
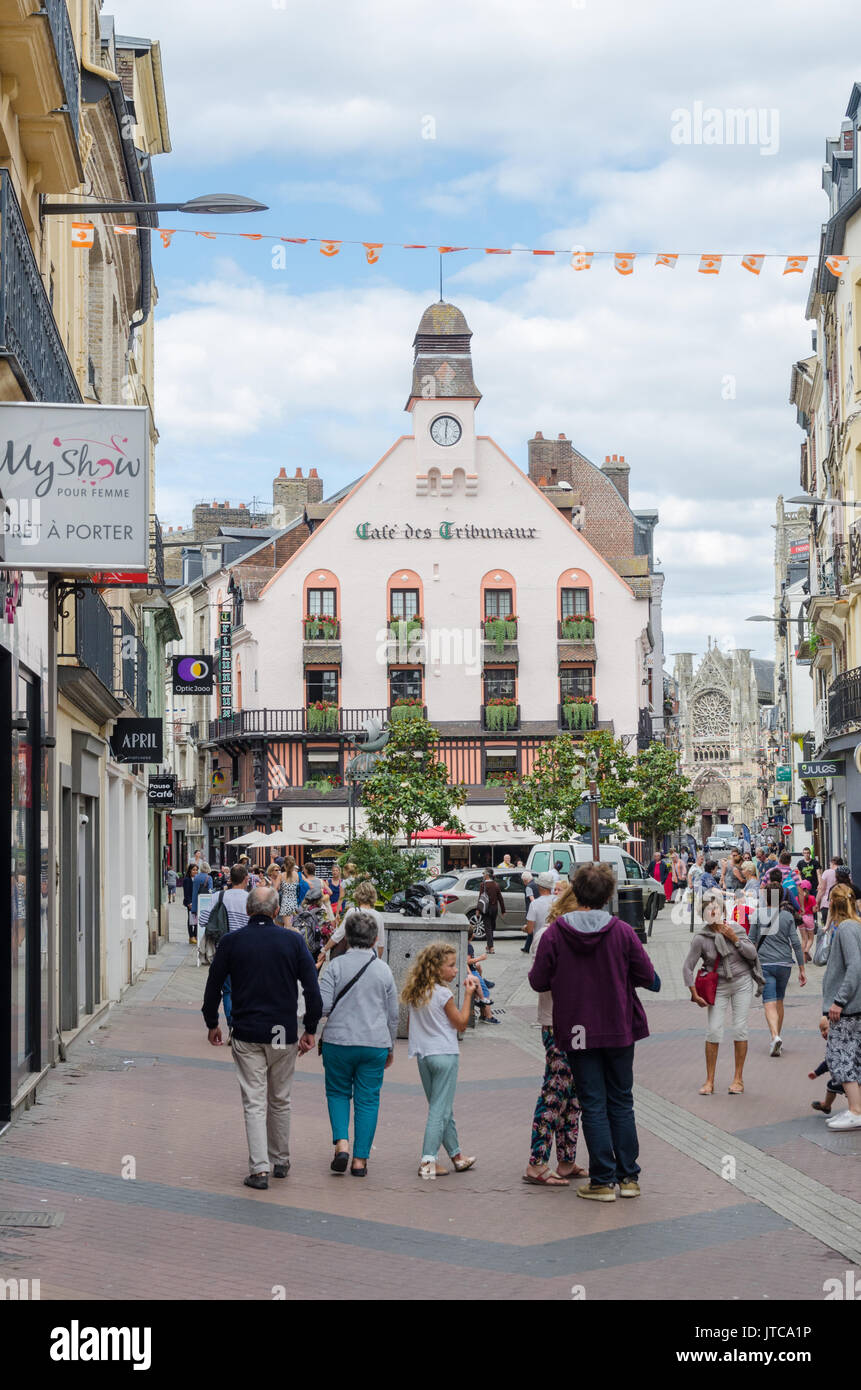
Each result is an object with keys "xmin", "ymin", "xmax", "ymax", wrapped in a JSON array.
[
  {"xmin": 523, "ymin": 1166, "xmax": 569, "ymax": 1186},
  {"xmin": 555, "ymin": 1163, "xmax": 587, "ymax": 1178},
  {"xmin": 728, "ymin": 1082, "xmax": 744, "ymax": 1094},
  {"xmin": 811, "ymin": 1101, "xmax": 832, "ymax": 1114},
  {"xmin": 698, "ymin": 1083, "xmax": 714, "ymax": 1095}
]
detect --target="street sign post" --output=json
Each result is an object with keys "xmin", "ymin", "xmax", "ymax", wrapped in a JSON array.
[
  {"xmin": 775, "ymin": 765, "xmax": 792, "ymax": 782},
  {"xmin": 782, "ymin": 824, "xmax": 792, "ymax": 837}
]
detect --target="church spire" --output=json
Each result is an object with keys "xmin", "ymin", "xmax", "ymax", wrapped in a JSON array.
[{"xmin": 406, "ymin": 301, "xmax": 481, "ymax": 410}]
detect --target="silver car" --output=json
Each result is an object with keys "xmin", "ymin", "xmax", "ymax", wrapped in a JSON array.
[{"xmin": 425, "ymin": 869, "xmax": 530, "ymax": 939}]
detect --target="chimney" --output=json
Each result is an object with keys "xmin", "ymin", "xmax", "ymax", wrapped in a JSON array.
[
  {"xmin": 558, "ymin": 433, "xmax": 566, "ymax": 440},
  {"xmin": 239, "ymin": 502, "xmax": 246, "ymax": 509},
  {"xmin": 601, "ymin": 453, "xmax": 631, "ymax": 504},
  {"xmin": 295, "ymin": 468, "xmax": 303, "ymax": 478},
  {"xmin": 538, "ymin": 476, "xmax": 547, "ymax": 486},
  {"xmin": 277, "ymin": 467, "xmax": 287, "ymax": 479},
  {"xmin": 534, "ymin": 431, "xmax": 543, "ymax": 439}
]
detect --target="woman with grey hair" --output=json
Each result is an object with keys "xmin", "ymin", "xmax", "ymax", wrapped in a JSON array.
[{"xmin": 317, "ymin": 911, "xmax": 399, "ymax": 1175}]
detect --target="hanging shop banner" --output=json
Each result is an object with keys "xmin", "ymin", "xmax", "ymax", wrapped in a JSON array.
[
  {"xmin": 799, "ymin": 759, "xmax": 844, "ymax": 778},
  {"xmin": 218, "ymin": 609, "xmax": 233, "ymax": 718},
  {"xmin": 110, "ymin": 718, "xmax": 164, "ymax": 763},
  {"xmin": 0, "ymin": 403, "xmax": 149, "ymax": 571},
  {"xmin": 147, "ymin": 775, "xmax": 176, "ymax": 806},
  {"xmin": 172, "ymin": 655, "xmax": 215, "ymax": 695}
]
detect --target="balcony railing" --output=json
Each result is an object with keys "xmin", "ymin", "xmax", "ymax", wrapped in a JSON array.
[
  {"xmin": 389, "ymin": 701, "xmax": 426, "ymax": 722},
  {"xmin": 828, "ymin": 666, "xmax": 861, "ymax": 735},
  {"xmin": 0, "ymin": 169, "xmax": 81, "ymax": 403},
  {"xmin": 44, "ymin": 0, "xmax": 81, "ymax": 143},
  {"xmin": 150, "ymin": 515, "xmax": 165, "ymax": 590},
  {"xmin": 304, "ymin": 617, "xmax": 340, "ymax": 640},
  {"xmin": 208, "ymin": 707, "xmax": 389, "ymax": 741},
  {"xmin": 559, "ymin": 699, "xmax": 597, "ymax": 731},
  {"xmin": 174, "ymin": 785, "xmax": 197, "ymax": 808},
  {"xmin": 849, "ymin": 525, "xmax": 861, "ymax": 583},
  {"xmin": 66, "ymin": 588, "xmax": 114, "ymax": 692},
  {"xmin": 637, "ymin": 705, "xmax": 653, "ymax": 750},
  {"xmin": 112, "ymin": 610, "xmax": 148, "ymax": 714},
  {"xmin": 557, "ymin": 617, "xmax": 595, "ymax": 640}
]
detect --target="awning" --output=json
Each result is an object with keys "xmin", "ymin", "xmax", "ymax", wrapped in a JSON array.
[
  {"xmin": 453, "ymin": 806, "xmax": 536, "ymax": 846},
  {"xmin": 279, "ymin": 805, "xmax": 370, "ymax": 845}
]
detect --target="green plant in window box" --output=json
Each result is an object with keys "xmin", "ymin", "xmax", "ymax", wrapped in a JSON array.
[
  {"xmin": 305, "ymin": 614, "xmax": 339, "ymax": 640},
  {"xmin": 306, "ymin": 700, "xmax": 338, "ymax": 732},
  {"xmin": 561, "ymin": 615, "xmax": 594, "ymax": 640},
  {"xmin": 389, "ymin": 614, "xmax": 423, "ymax": 642},
  {"xmin": 390, "ymin": 696, "xmax": 424, "ymax": 721},
  {"xmin": 484, "ymin": 696, "xmax": 518, "ymax": 730},
  {"xmin": 483, "ymin": 615, "xmax": 518, "ymax": 654},
  {"xmin": 562, "ymin": 696, "xmax": 596, "ymax": 730}
]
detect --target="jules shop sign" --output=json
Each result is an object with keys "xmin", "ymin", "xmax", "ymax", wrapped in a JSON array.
[
  {"xmin": 356, "ymin": 522, "xmax": 538, "ymax": 540},
  {"xmin": 0, "ymin": 403, "xmax": 149, "ymax": 571}
]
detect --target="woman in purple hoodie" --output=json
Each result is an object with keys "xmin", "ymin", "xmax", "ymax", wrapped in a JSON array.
[{"xmin": 528, "ymin": 862, "xmax": 659, "ymax": 1202}]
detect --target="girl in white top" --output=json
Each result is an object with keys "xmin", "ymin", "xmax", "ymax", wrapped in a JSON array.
[{"xmin": 401, "ymin": 941, "xmax": 478, "ymax": 1179}]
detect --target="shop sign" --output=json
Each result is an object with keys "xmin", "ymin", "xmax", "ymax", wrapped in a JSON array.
[
  {"xmin": 0, "ymin": 403, "xmax": 149, "ymax": 571},
  {"xmin": 147, "ymin": 775, "xmax": 175, "ymax": 806},
  {"xmin": 355, "ymin": 522, "xmax": 538, "ymax": 541},
  {"xmin": 110, "ymin": 718, "xmax": 163, "ymax": 763},
  {"xmin": 799, "ymin": 760, "xmax": 844, "ymax": 777},
  {"xmin": 172, "ymin": 655, "xmax": 214, "ymax": 695},
  {"xmin": 218, "ymin": 610, "xmax": 233, "ymax": 718}
]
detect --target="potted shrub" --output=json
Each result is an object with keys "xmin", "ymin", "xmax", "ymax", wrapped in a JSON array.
[
  {"xmin": 389, "ymin": 613, "xmax": 423, "ymax": 642},
  {"xmin": 390, "ymin": 695, "xmax": 424, "ymax": 721},
  {"xmin": 561, "ymin": 614, "xmax": 594, "ymax": 640},
  {"xmin": 305, "ymin": 613, "xmax": 339, "ymax": 640},
  {"xmin": 484, "ymin": 696, "xmax": 518, "ymax": 730},
  {"xmin": 483, "ymin": 614, "xmax": 518, "ymax": 654},
  {"xmin": 306, "ymin": 699, "xmax": 338, "ymax": 732},
  {"xmin": 562, "ymin": 695, "xmax": 596, "ymax": 730}
]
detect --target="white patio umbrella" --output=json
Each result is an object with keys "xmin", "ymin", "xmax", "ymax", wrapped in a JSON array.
[{"xmin": 226, "ymin": 830, "xmax": 270, "ymax": 846}]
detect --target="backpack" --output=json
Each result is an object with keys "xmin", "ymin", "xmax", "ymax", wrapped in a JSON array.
[
  {"xmin": 293, "ymin": 904, "xmax": 323, "ymax": 958},
  {"xmin": 202, "ymin": 890, "xmax": 230, "ymax": 963}
]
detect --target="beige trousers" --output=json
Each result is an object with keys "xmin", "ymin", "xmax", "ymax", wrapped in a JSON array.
[{"xmin": 231, "ymin": 1037, "xmax": 298, "ymax": 1174}]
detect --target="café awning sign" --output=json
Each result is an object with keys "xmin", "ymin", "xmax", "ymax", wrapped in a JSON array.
[{"xmin": 0, "ymin": 402, "xmax": 150, "ymax": 571}]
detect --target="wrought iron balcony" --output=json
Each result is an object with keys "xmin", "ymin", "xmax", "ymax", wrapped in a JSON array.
[
  {"xmin": 151, "ymin": 515, "xmax": 165, "ymax": 590},
  {"xmin": 0, "ymin": 169, "xmax": 80, "ymax": 403},
  {"xmin": 112, "ymin": 609, "xmax": 148, "ymax": 714},
  {"xmin": 828, "ymin": 666, "xmax": 861, "ymax": 735},
  {"xmin": 57, "ymin": 585, "xmax": 122, "ymax": 722},
  {"xmin": 207, "ymin": 707, "xmax": 389, "ymax": 742},
  {"xmin": 44, "ymin": 0, "xmax": 80, "ymax": 143},
  {"xmin": 174, "ymin": 785, "xmax": 197, "ymax": 808}
]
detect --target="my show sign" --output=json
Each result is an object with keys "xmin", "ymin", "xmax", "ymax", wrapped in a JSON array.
[
  {"xmin": 0, "ymin": 402, "xmax": 149, "ymax": 571},
  {"xmin": 110, "ymin": 718, "xmax": 163, "ymax": 764},
  {"xmin": 356, "ymin": 522, "xmax": 539, "ymax": 540}
]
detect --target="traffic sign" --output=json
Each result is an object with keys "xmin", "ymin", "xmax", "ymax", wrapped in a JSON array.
[
  {"xmin": 782, "ymin": 824, "xmax": 792, "ymax": 837},
  {"xmin": 775, "ymin": 765, "xmax": 792, "ymax": 782},
  {"xmin": 761, "ymin": 821, "xmax": 768, "ymax": 830}
]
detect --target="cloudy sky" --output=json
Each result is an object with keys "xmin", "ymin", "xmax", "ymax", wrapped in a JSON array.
[{"xmin": 115, "ymin": 0, "xmax": 858, "ymax": 664}]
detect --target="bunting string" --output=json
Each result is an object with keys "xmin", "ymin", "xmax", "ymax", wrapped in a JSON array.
[{"xmin": 66, "ymin": 222, "xmax": 852, "ymax": 278}]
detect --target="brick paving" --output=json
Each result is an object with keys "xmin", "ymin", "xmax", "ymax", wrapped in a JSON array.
[{"xmin": 0, "ymin": 904, "xmax": 858, "ymax": 1300}]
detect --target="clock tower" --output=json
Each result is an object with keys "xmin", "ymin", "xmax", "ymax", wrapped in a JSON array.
[{"xmin": 406, "ymin": 302, "xmax": 481, "ymax": 468}]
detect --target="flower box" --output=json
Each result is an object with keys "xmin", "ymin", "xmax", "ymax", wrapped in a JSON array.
[
  {"xmin": 483, "ymin": 615, "xmax": 518, "ymax": 653},
  {"xmin": 389, "ymin": 698, "xmax": 424, "ymax": 721},
  {"xmin": 306, "ymin": 700, "xmax": 339, "ymax": 732},
  {"xmin": 560, "ymin": 615, "xmax": 594, "ymax": 640},
  {"xmin": 483, "ymin": 697, "xmax": 519, "ymax": 731},
  {"xmin": 304, "ymin": 615, "xmax": 340, "ymax": 640},
  {"xmin": 388, "ymin": 615, "xmax": 423, "ymax": 641},
  {"xmin": 562, "ymin": 696, "xmax": 596, "ymax": 730}
]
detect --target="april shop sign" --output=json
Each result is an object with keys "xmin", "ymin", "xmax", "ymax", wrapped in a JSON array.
[{"xmin": 0, "ymin": 403, "xmax": 149, "ymax": 571}]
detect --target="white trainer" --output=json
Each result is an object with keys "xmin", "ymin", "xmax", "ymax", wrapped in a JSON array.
[{"xmin": 769, "ymin": 1036, "xmax": 782, "ymax": 1057}]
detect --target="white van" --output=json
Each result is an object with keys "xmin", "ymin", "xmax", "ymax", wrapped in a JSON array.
[{"xmin": 525, "ymin": 843, "xmax": 665, "ymax": 918}]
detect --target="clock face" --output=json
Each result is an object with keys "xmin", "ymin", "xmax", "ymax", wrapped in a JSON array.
[{"xmin": 430, "ymin": 415, "xmax": 462, "ymax": 447}]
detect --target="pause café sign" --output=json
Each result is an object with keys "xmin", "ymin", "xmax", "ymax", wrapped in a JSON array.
[
  {"xmin": 356, "ymin": 522, "xmax": 539, "ymax": 540},
  {"xmin": 147, "ymin": 776, "xmax": 175, "ymax": 806},
  {"xmin": 110, "ymin": 718, "xmax": 163, "ymax": 763}
]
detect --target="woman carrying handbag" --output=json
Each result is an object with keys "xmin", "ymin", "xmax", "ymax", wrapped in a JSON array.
[{"xmin": 683, "ymin": 888, "xmax": 765, "ymax": 1095}]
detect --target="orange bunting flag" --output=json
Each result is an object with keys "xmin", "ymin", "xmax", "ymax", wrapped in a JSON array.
[
  {"xmin": 159, "ymin": 230, "xmax": 176, "ymax": 248},
  {"xmin": 741, "ymin": 254, "xmax": 764, "ymax": 275},
  {"xmin": 570, "ymin": 250, "xmax": 593, "ymax": 271},
  {"xmin": 825, "ymin": 255, "xmax": 849, "ymax": 277},
  {"xmin": 363, "ymin": 243, "xmax": 383, "ymax": 264},
  {"xmin": 195, "ymin": 231, "xmax": 216, "ymax": 240},
  {"xmin": 403, "ymin": 244, "xmax": 427, "ymax": 249},
  {"xmin": 70, "ymin": 222, "xmax": 95, "ymax": 249},
  {"xmin": 698, "ymin": 254, "xmax": 722, "ymax": 275},
  {"xmin": 484, "ymin": 248, "xmax": 511, "ymax": 254},
  {"xmin": 281, "ymin": 237, "xmax": 308, "ymax": 244},
  {"xmin": 783, "ymin": 256, "xmax": 808, "ymax": 275},
  {"xmin": 655, "ymin": 253, "xmax": 678, "ymax": 268},
  {"xmin": 320, "ymin": 241, "xmax": 341, "ymax": 256},
  {"xmin": 614, "ymin": 253, "xmax": 635, "ymax": 275},
  {"xmin": 532, "ymin": 249, "xmax": 556, "ymax": 256},
  {"xmin": 438, "ymin": 246, "xmax": 467, "ymax": 253},
  {"xmin": 240, "ymin": 233, "xmax": 263, "ymax": 241},
  {"xmin": 112, "ymin": 224, "xmax": 137, "ymax": 236}
]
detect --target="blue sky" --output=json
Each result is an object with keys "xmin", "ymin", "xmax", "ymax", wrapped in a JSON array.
[{"xmin": 114, "ymin": 0, "xmax": 859, "ymax": 662}]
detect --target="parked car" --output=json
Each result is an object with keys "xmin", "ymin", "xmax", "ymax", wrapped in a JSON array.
[
  {"xmin": 425, "ymin": 869, "xmax": 531, "ymax": 938},
  {"xmin": 523, "ymin": 843, "xmax": 664, "ymax": 920}
]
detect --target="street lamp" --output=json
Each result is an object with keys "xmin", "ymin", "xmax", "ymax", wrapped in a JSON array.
[
  {"xmin": 786, "ymin": 494, "xmax": 858, "ymax": 509},
  {"xmin": 41, "ymin": 193, "xmax": 268, "ymax": 216}
]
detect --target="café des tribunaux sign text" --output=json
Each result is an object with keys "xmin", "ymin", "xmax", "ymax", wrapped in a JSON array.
[
  {"xmin": 0, "ymin": 403, "xmax": 149, "ymax": 571},
  {"xmin": 356, "ymin": 522, "xmax": 539, "ymax": 541}
]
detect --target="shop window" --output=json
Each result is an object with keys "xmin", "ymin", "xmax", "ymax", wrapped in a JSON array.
[
  {"xmin": 560, "ymin": 667, "xmax": 594, "ymax": 698},
  {"xmin": 390, "ymin": 589, "xmax": 419, "ymax": 619},
  {"xmin": 561, "ymin": 587, "xmax": 590, "ymax": 618},
  {"xmin": 485, "ymin": 747, "xmax": 518, "ymax": 785},
  {"xmin": 306, "ymin": 748, "xmax": 341, "ymax": 789},
  {"xmin": 306, "ymin": 670, "xmax": 339, "ymax": 704},
  {"xmin": 484, "ymin": 589, "xmax": 513, "ymax": 619},
  {"xmin": 390, "ymin": 668, "xmax": 423, "ymax": 702},
  {"xmin": 307, "ymin": 588, "xmax": 336, "ymax": 617},
  {"xmin": 484, "ymin": 668, "xmax": 516, "ymax": 701}
]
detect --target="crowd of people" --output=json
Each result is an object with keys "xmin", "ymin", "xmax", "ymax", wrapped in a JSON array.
[{"xmin": 194, "ymin": 838, "xmax": 861, "ymax": 1195}]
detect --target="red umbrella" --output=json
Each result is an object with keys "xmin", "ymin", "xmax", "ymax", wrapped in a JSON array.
[{"xmin": 412, "ymin": 827, "xmax": 474, "ymax": 841}]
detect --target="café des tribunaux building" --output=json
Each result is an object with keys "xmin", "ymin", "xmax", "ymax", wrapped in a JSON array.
[{"xmin": 204, "ymin": 302, "xmax": 658, "ymax": 866}]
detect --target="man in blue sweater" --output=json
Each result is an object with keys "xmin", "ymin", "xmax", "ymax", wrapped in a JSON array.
[{"xmin": 203, "ymin": 885, "xmax": 323, "ymax": 1190}]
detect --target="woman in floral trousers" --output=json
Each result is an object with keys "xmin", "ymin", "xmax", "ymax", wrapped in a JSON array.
[{"xmin": 523, "ymin": 893, "xmax": 584, "ymax": 1186}]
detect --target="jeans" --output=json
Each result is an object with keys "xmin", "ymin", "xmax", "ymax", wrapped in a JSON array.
[
  {"xmin": 761, "ymin": 963, "xmax": 792, "ymax": 1003},
  {"xmin": 231, "ymin": 1038, "xmax": 298, "ymax": 1175},
  {"xmin": 321, "ymin": 1042, "xmax": 389, "ymax": 1160},
  {"xmin": 566, "ymin": 1044, "xmax": 638, "ymax": 1187},
  {"xmin": 417, "ymin": 1053, "xmax": 460, "ymax": 1161},
  {"xmin": 222, "ymin": 975, "xmax": 232, "ymax": 1028},
  {"xmin": 483, "ymin": 912, "xmax": 497, "ymax": 949}
]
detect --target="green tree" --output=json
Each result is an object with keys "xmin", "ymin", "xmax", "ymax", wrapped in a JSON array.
[
  {"xmin": 505, "ymin": 731, "xmax": 638, "ymax": 842},
  {"xmin": 626, "ymin": 743, "xmax": 698, "ymax": 848},
  {"xmin": 338, "ymin": 836, "xmax": 428, "ymax": 903},
  {"xmin": 361, "ymin": 716, "xmax": 466, "ymax": 844}
]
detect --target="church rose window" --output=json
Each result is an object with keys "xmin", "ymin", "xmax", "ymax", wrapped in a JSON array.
[{"xmin": 692, "ymin": 691, "xmax": 731, "ymax": 738}]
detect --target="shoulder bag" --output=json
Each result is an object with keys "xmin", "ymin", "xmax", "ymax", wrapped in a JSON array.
[{"xmin": 317, "ymin": 954, "xmax": 376, "ymax": 1056}]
